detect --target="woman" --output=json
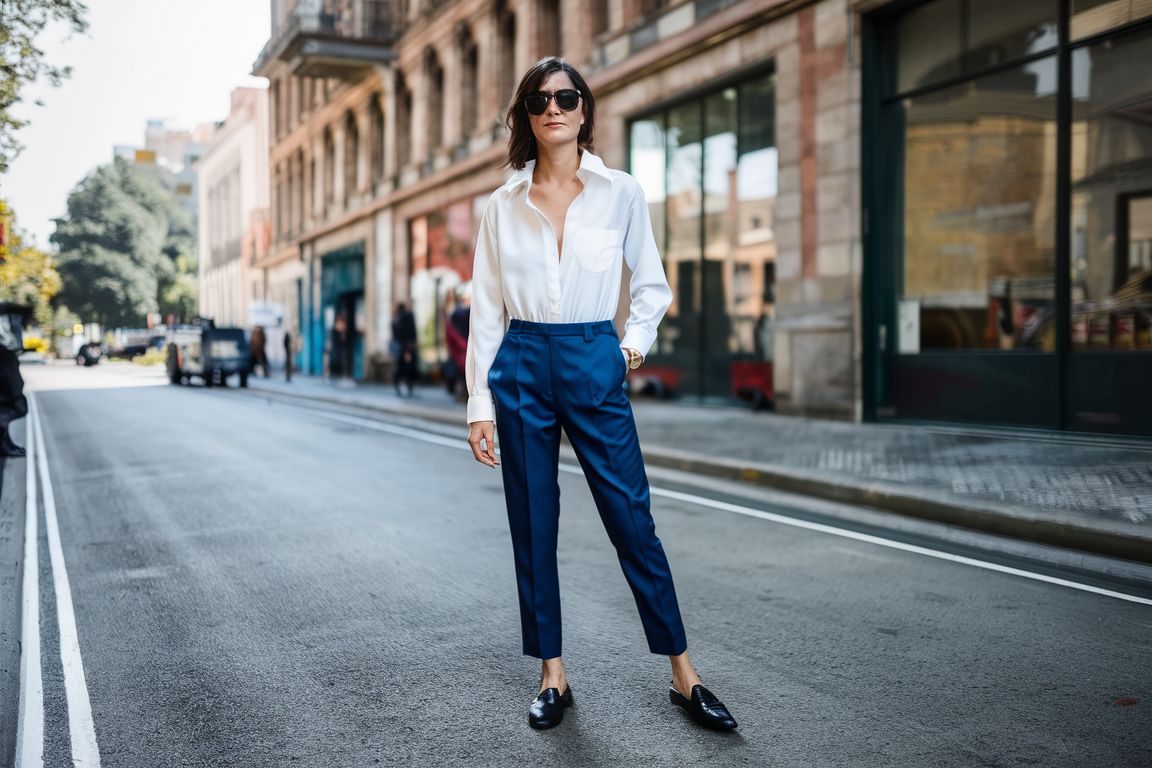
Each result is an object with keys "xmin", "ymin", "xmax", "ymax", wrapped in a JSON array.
[{"xmin": 465, "ymin": 58, "xmax": 737, "ymax": 732}]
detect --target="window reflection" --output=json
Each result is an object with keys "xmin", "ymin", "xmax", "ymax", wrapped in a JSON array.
[
  {"xmin": 1070, "ymin": 25, "xmax": 1152, "ymax": 351},
  {"xmin": 628, "ymin": 72, "xmax": 777, "ymax": 401},
  {"xmin": 897, "ymin": 58, "xmax": 1058, "ymax": 351}
]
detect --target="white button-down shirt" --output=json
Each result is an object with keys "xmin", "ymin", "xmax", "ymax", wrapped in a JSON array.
[{"xmin": 465, "ymin": 151, "xmax": 673, "ymax": 424}]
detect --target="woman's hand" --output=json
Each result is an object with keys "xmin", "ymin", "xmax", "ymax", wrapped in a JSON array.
[{"xmin": 468, "ymin": 421, "xmax": 499, "ymax": 467}]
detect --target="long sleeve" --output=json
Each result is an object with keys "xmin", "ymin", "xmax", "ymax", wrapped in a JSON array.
[
  {"xmin": 619, "ymin": 179, "xmax": 673, "ymax": 356},
  {"xmin": 465, "ymin": 198, "xmax": 506, "ymax": 424}
]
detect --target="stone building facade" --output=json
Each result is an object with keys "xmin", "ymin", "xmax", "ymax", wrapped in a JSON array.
[
  {"xmin": 249, "ymin": 0, "xmax": 1152, "ymax": 434},
  {"xmin": 196, "ymin": 87, "xmax": 271, "ymax": 329}
]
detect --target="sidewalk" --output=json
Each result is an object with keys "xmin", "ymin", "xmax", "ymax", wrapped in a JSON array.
[{"xmin": 245, "ymin": 374, "xmax": 1152, "ymax": 563}]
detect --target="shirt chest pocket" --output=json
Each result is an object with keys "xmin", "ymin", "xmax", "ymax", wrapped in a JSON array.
[{"xmin": 575, "ymin": 228, "xmax": 622, "ymax": 273}]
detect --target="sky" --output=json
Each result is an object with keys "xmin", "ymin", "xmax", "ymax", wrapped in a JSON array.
[{"xmin": 1, "ymin": 0, "xmax": 272, "ymax": 249}]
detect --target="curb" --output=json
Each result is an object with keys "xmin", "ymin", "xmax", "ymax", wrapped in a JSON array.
[{"xmin": 243, "ymin": 385, "xmax": 1152, "ymax": 566}]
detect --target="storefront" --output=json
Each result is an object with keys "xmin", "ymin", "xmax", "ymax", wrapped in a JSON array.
[
  {"xmin": 862, "ymin": 0, "xmax": 1152, "ymax": 435},
  {"xmin": 407, "ymin": 195, "xmax": 486, "ymax": 373},
  {"xmin": 310, "ymin": 243, "xmax": 365, "ymax": 379},
  {"xmin": 626, "ymin": 68, "xmax": 778, "ymax": 405}
]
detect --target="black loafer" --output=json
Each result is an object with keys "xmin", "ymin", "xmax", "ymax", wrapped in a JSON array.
[
  {"xmin": 670, "ymin": 683, "xmax": 738, "ymax": 731},
  {"xmin": 528, "ymin": 686, "xmax": 573, "ymax": 729}
]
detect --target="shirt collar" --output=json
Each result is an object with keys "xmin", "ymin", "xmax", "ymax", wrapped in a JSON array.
[{"xmin": 503, "ymin": 151, "xmax": 613, "ymax": 197}]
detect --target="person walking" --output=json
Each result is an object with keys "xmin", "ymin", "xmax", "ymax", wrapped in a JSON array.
[
  {"xmin": 283, "ymin": 329, "xmax": 293, "ymax": 382},
  {"xmin": 465, "ymin": 57, "xmax": 737, "ymax": 732},
  {"xmin": 391, "ymin": 303, "xmax": 417, "ymax": 397},
  {"xmin": 249, "ymin": 325, "xmax": 270, "ymax": 378}
]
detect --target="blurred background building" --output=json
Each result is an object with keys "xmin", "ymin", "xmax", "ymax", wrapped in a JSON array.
[
  {"xmin": 238, "ymin": 0, "xmax": 1152, "ymax": 436},
  {"xmin": 115, "ymin": 119, "xmax": 216, "ymax": 216},
  {"xmin": 197, "ymin": 87, "xmax": 271, "ymax": 328}
]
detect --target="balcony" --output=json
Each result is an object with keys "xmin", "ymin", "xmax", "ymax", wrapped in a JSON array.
[{"xmin": 253, "ymin": 0, "xmax": 396, "ymax": 80}]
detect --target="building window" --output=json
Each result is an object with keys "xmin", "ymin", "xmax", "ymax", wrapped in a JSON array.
[
  {"xmin": 396, "ymin": 72, "xmax": 412, "ymax": 169},
  {"xmin": 866, "ymin": 0, "xmax": 1152, "ymax": 433},
  {"xmin": 1070, "ymin": 24, "xmax": 1152, "ymax": 352},
  {"xmin": 497, "ymin": 8, "xmax": 516, "ymax": 112},
  {"xmin": 369, "ymin": 95, "xmax": 385, "ymax": 185},
  {"xmin": 460, "ymin": 29, "xmax": 478, "ymax": 141},
  {"xmin": 628, "ymin": 71, "xmax": 777, "ymax": 401},
  {"xmin": 323, "ymin": 126, "xmax": 336, "ymax": 213},
  {"xmin": 271, "ymin": 79, "xmax": 281, "ymax": 139},
  {"xmin": 537, "ymin": 0, "xmax": 561, "ymax": 57},
  {"xmin": 344, "ymin": 111, "xmax": 359, "ymax": 205},
  {"xmin": 426, "ymin": 48, "xmax": 444, "ymax": 155}
]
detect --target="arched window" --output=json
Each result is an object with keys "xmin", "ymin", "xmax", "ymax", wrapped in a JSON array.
[
  {"xmin": 537, "ymin": 0, "xmax": 561, "ymax": 58},
  {"xmin": 498, "ymin": 10, "xmax": 516, "ymax": 113},
  {"xmin": 396, "ymin": 72, "xmax": 412, "ymax": 169},
  {"xmin": 459, "ymin": 28, "xmax": 478, "ymax": 142},
  {"xmin": 369, "ymin": 95, "xmax": 385, "ymax": 184},
  {"xmin": 292, "ymin": 149, "xmax": 301, "ymax": 226},
  {"xmin": 323, "ymin": 126, "xmax": 336, "ymax": 213},
  {"xmin": 425, "ymin": 48, "xmax": 444, "ymax": 154},
  {"xmin": 344, "ymin": 111, "xmax": 359, "ymax": 205}
]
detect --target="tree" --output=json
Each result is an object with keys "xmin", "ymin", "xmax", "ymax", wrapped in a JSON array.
[
  {"xmin": 0, "ymin": 198, "xmax": 61, "ymax": 330},
  {"xmin": 53, "ymin": 157, "xmax": 198, "ymax": 327},
  {"xmin": 0, "ymin": 0, "xmax": 89, "ymax": 173}
]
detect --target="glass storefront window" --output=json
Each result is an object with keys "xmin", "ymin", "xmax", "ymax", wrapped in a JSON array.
[
  {"xmin": 629, "ymin": 71, "xmax": 777, "ymax": 402},
  {"xmin": 1070, "ymin": 24, "xmax": 1152, "ymax": 351},
  {"xmin": 896, "ymin": 57, "xmax": 1058, "ymax": 352},
  {"xmin": 1071, "ymin": 0, "xmax": 1152, "ymax": 41},
  {"xmin": 896, "ymin": 0, "xmax": 1057, "ymax": 94},
  {"xmin": 409, "ymin": 197, "xmax": 480, "ymax": 367}
]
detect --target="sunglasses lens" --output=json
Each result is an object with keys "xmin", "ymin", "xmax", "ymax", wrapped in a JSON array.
[
  {"xmin": 556, "ymin": 90, "xmax": 580, "ymax": 111},
  {"xmin": 524, "ymin": 95, "xmax": 548, "ymax": 115}
]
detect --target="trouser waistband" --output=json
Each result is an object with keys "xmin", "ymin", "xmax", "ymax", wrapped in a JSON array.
[{"xmin": 507, "ymin": 319, "xmax": 616, "ymax": 340}]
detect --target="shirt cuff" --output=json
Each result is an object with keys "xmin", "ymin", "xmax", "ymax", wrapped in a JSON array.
[
  {"xmin": 467, "ymin": 394, "xmax": 496, "ymax": 424},
  {"xmin": 620, "ymin": 327, "xmax": 657, "ymax": 359}
]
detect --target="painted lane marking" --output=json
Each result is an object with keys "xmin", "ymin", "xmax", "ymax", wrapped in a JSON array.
[
  {"xmin": 32, "ymin": 397, "xmax": 102, "ymax": 766},
  {"xmin": 16, "ymin": 408, "xmax": 43, "ymax": 768},
  {"xmin": 282, "ymin": 404, "xmax": 1152, "ymax": 607}
]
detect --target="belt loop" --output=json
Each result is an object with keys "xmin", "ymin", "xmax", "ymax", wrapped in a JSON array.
[{"xmin": 583, "ymin": 324, "xmax": 594, "ymax": 342}]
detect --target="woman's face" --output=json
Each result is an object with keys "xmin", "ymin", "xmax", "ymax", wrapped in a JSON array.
[{"xmin": 528, "ymin": 71, "xmax": 584, "ymax": 151}]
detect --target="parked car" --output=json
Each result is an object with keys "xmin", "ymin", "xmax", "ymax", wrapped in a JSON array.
[
  {"xmin": 76, "ymin": 343, "xmax": 103, "ymax": 367},
  {"xmin": 166, "ymin": 320, "xmax": 250, "ymax": 388}
]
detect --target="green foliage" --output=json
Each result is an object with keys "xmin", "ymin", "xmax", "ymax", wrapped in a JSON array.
[
  {"xmin": 0, "ymin": 0, "xmax": 89, "ymax": 173},
  {"xmin": 53, "ymin": 157, "xmax": 198, "ymax": 327},
  {"xmin": 0, "ymin": 198, "xmax": 61, "ymax": 329}
]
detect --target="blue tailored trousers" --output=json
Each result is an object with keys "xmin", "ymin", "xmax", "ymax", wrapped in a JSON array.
[{"xmin": 489, "ymin": 319, "xmax": 688, "ymax": 660}]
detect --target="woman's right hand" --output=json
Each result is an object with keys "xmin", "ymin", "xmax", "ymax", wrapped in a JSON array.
[{"xmin": 468, "ymin": 421, "xmax": 499, "ymax": 468}]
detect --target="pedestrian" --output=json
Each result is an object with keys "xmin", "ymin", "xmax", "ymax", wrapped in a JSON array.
[
  {"xmin": 328, "ymin": 314, "xmax": 349, "ymax": 380},
  {"xmin": 444, "ymin": 290, "xmax": 470, "ymax": 400},
  {"xmin": 465, "ymin": 57, "xmax": 737, "ymax": 732},
  {"xmin": 0, "ymin": 305, "xmax": 30, "ymax": 458},
  {"xmin": 283, "ymin": 329, "xmax": 293, "ymax": 382},
  {"xmin": 391, "ymin": 302, "xmax": 417, "ymax": 397},
  {"xmin": 249, "ymin": 325, "xmax": 270, "ymax": 378}
]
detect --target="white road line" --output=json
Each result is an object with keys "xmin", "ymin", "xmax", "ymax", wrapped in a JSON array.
[
  {"xmin": 32, "ymin": 397, "xmax": 102, "ymax": 767},
  {"xmin": 288, "ymin": 404, "xmax": 1152, "ymax": 607},
  {"xmin": 643, "ymin": 486, "xmax": 1152, "ymax": 608},
  {"xmin": 16, "ymin": 409, "xmax": 43, "ymax": 768}
]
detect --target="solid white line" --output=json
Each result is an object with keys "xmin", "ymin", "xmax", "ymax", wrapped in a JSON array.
[
  {"xmin": 15, "ymin": 406, "xmax": 44, "ymax": 768},
  {"xmin": 32, "ymin": 398, "xmax": 102, "ymax": 767},
  {"xmin": 644, "ymin": 486, "xmax": 1152, "ymax": 608},
  {"xmin": 289, "ymin": 404, "xmax": 1152, "ymax": 607}
]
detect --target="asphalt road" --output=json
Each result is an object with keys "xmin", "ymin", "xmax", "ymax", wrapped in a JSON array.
[{"xmin": 4, "ymin": 361, "xmax": 1151, "ymax": 767}]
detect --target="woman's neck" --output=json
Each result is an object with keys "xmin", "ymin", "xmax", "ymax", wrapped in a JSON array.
[{"xmin": 532, "ymin": 145, "xmax": 581, "ymax": 186}]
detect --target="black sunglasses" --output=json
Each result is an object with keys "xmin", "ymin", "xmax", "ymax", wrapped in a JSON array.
[{"xmin": 523, "ymin": 89, "xmax": 582, "ymax": 116}]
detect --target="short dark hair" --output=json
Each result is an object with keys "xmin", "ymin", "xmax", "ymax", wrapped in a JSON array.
[{"xmin": 504, "ymin": 57, "xmax": 595, "ymax": 171}]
